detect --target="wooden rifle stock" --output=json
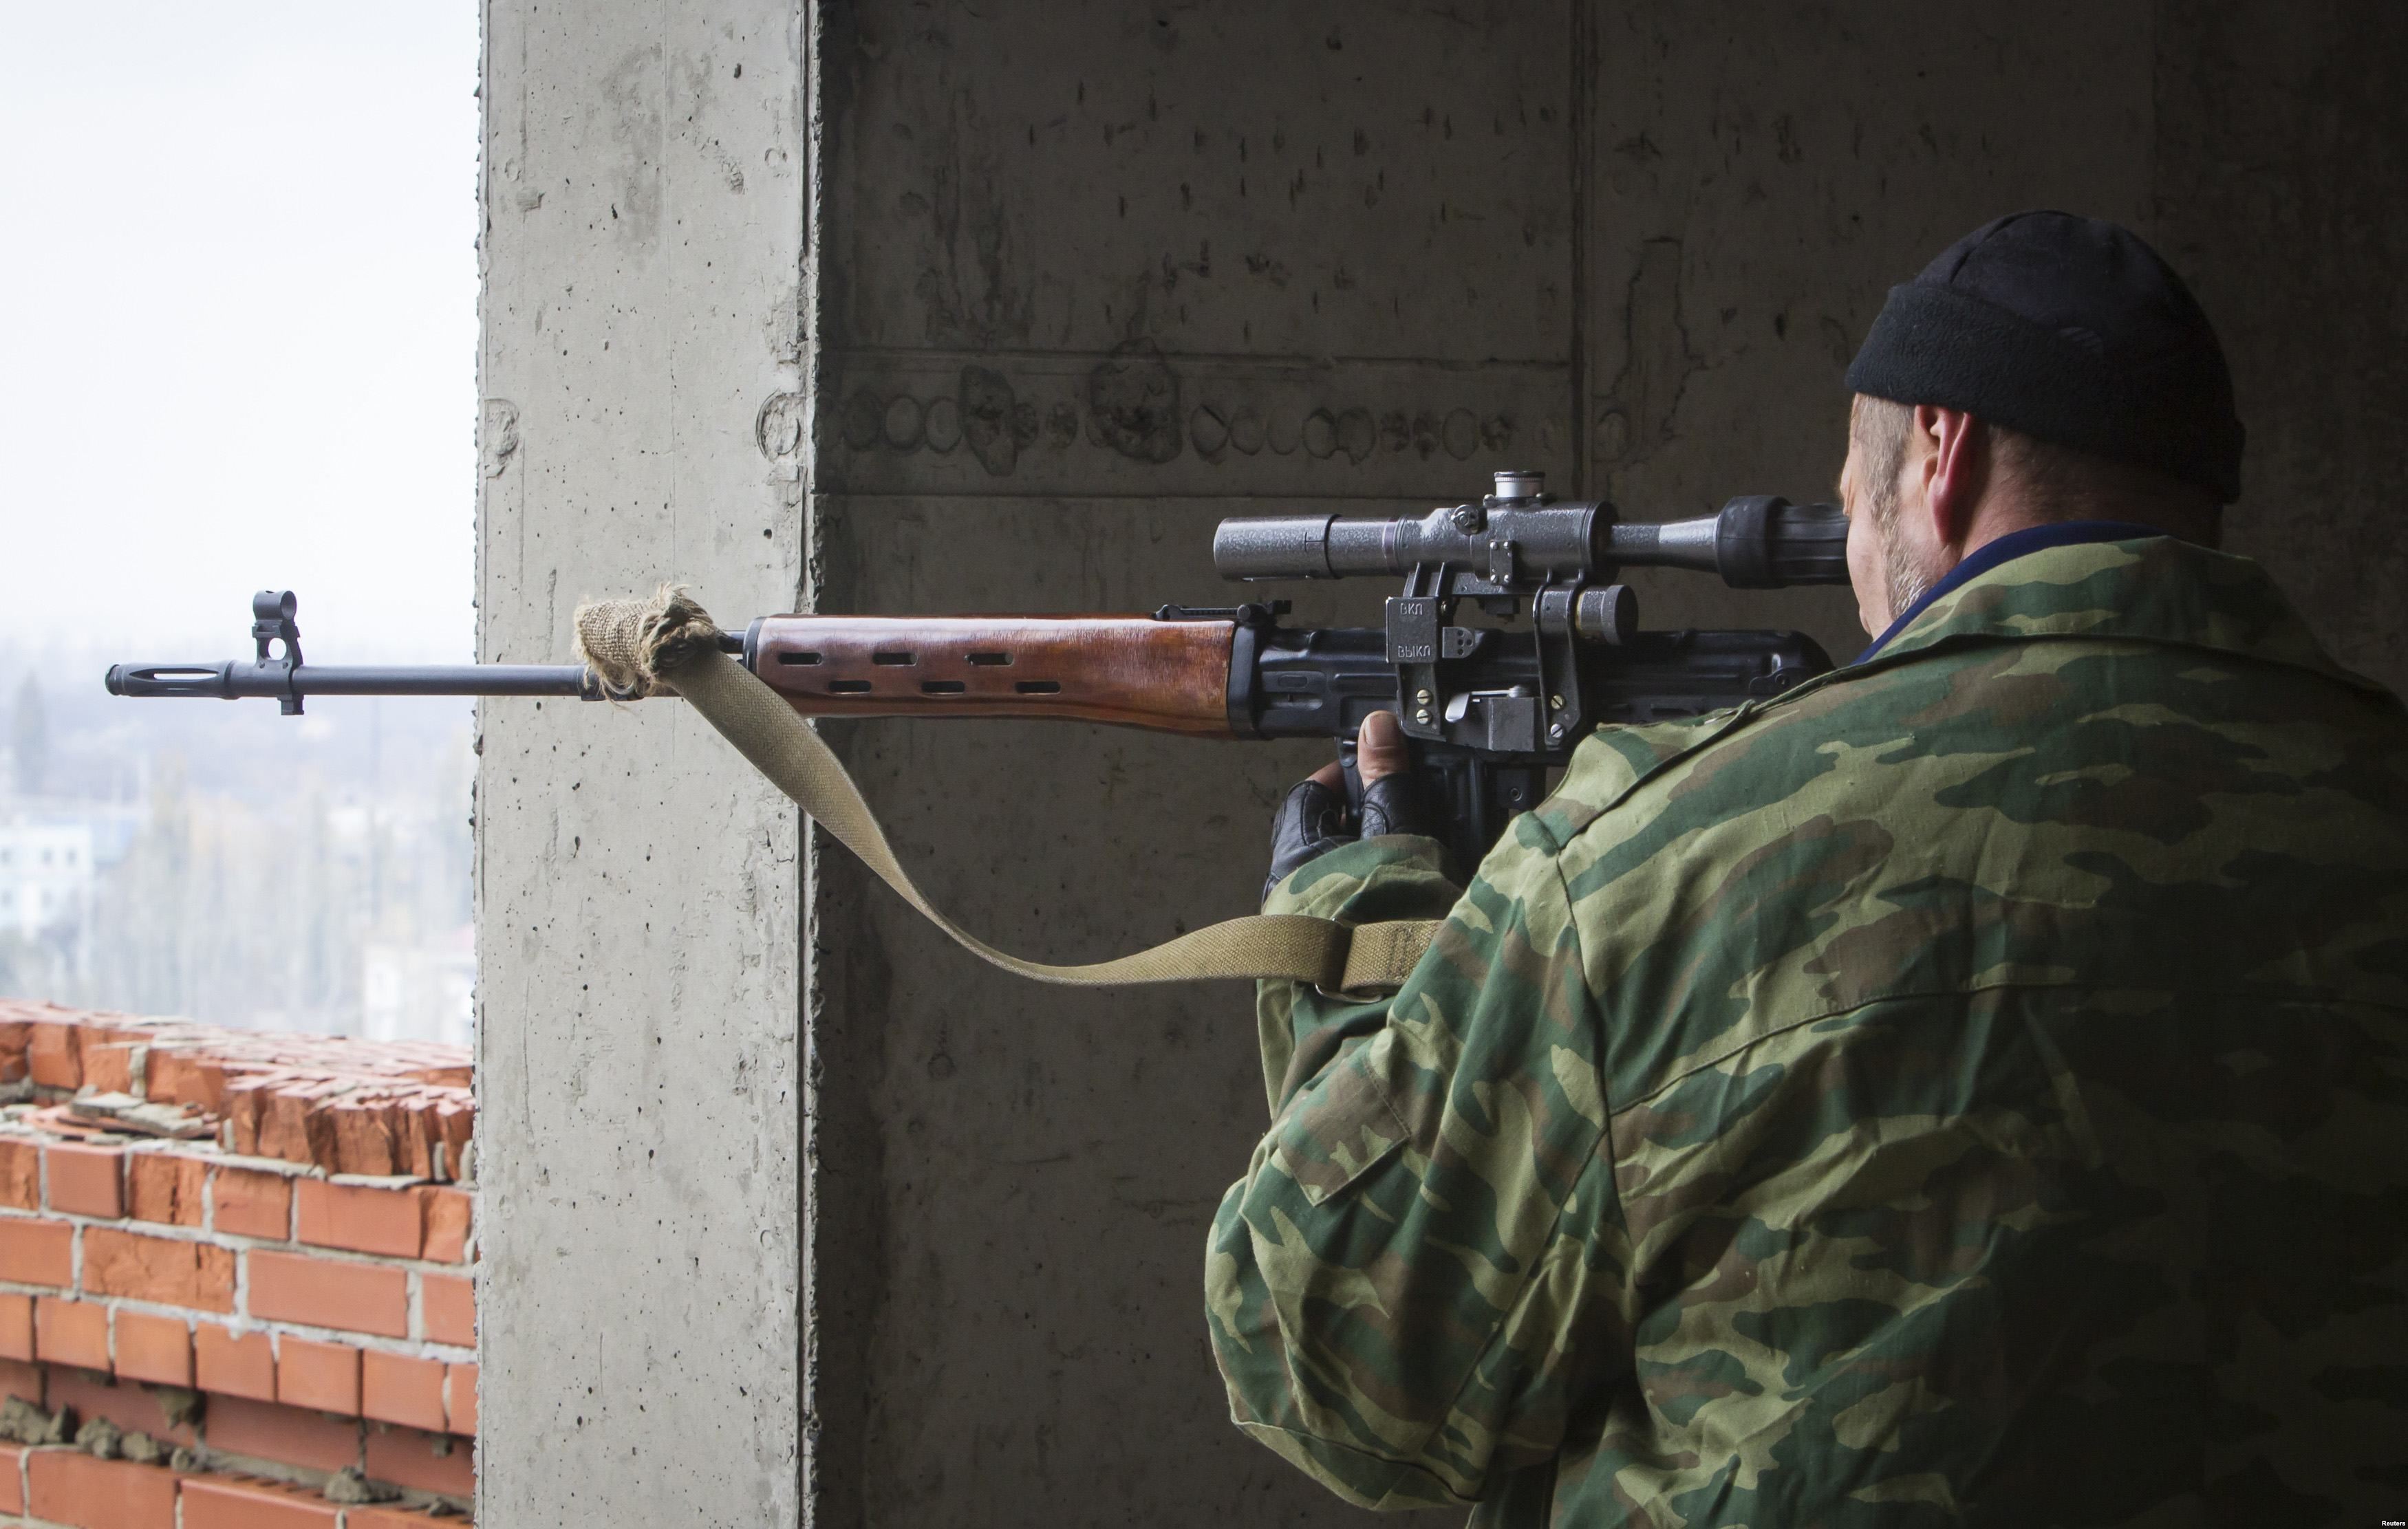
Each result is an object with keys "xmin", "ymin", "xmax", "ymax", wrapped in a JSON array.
[{"xmin": 748, "ymin": 614, "xmax": 1239, "ymax": 736}]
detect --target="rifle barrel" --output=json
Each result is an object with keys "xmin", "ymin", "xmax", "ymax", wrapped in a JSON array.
[{"xmin": 105, "ymin": 662, "xmax": 599, "ymax": 701}]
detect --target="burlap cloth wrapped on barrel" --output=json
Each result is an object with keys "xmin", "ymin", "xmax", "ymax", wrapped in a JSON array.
[{"xmin": 568, "ymin": 585, "xmax": 1434, "ymax": 994}]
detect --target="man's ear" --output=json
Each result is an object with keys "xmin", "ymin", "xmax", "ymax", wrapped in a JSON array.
[{"xmin": 1914, "ymin": 405, "xmax": 1988, "ymax": 550}]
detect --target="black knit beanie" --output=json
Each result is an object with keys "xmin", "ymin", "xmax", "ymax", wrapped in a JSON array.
[{"xmin": 1845, "ymin": 211, "xmax": 2245, "ymax": 503}]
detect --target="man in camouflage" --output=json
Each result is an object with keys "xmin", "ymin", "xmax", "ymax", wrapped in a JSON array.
[{"xmin": 1210, "ymin": 212, "xmax": 2408, "ymax": 1523}]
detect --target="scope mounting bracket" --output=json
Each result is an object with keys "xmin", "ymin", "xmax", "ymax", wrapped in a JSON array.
[{"xmin": 1383, "ymin": 475, "xmax": 1609, "ymax": 757}]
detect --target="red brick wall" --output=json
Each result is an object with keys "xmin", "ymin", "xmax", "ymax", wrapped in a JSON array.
[{"xmin": 0, "ymin": 1002, "xmax": 475, "ymax": 1526}]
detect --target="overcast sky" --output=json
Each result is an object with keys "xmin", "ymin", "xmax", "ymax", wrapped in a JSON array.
[{"xmin": 1, "ymin": 1, "xmax": 478, "ymax": 663}]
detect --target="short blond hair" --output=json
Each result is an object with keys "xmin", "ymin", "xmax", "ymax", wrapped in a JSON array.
[{"xmin": 1851, "ymin": 396, "xmax": 2223, "ymax": 545}]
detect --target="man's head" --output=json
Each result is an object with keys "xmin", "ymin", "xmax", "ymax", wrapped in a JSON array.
[{"xmin": 1837, "ymin": 213, "xmax": 2244, "ymax": 636}]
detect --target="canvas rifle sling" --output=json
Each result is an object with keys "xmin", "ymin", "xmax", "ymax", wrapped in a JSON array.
[{"xmin": 574, "ymin": 589, "xmax": 1438, "ymax": 995}]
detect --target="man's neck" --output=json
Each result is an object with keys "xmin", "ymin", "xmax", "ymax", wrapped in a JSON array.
[
  {"xmin": 1862, "ymin": 518, "xmax": 2180, "ymax": 663},
  {"xmin": 1957, "ymin": 487, "xmax": 2222, "ymax": 558},
  {"xmin": 1946, "ymin": 494, "xmax": 2081, "ymax": 571}
]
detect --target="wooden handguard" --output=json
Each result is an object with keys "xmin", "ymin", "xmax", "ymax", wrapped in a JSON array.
[{"xmin": 749, "ymin": 615, "xmax": 1239, "ymax": 735}]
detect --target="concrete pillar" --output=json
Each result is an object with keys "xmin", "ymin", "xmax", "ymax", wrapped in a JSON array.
[{"xmin": 475, "ymin": 2, "xmax": 810, "ymax": 1522}]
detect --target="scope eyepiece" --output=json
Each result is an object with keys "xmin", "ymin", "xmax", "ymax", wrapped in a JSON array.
[{"xmin": 1602, "ymin": 497, "xmax": 1849, "ymax": 587}]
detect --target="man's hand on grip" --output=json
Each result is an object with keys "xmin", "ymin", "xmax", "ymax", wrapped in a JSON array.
[{"xmin": 1264, "ymin": 708, "xmax": 1434, "ymax": 903}]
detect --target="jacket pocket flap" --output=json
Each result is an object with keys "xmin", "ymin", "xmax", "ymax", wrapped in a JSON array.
[{"xmin": 1270, "ymin": 1046, "xmax": 1410, "ymax": 1206}]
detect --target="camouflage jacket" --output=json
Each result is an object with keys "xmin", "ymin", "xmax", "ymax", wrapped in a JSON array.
[{"xmin": 1208, "ymin": 534, "xmax": 2408, "ymax": 1526}]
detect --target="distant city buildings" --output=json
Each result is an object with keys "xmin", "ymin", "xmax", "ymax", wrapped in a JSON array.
[
  {"xmin": 0, "ymin": 678, "xmax": 475, "ymax": 1039},
  {"xmin": 0, "ymin": 818, "xmax": 96, "ymax": 941}
]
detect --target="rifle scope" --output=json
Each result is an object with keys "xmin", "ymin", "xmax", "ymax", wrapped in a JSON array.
[{"xmin": 1212, "ymin": 475, "xmax": 1851, "ymax": 590}]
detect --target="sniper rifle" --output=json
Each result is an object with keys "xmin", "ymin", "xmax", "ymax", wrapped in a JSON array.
[{"xmin": 106, "ymin": 470, "xmax": 1849, "ymax": 879}]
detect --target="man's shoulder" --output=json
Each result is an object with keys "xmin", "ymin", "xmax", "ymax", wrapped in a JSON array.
[
  {"xmin": 1523, "ymin": 633, "xmax": 2408, "ymax": 1105},
  {"xmin": 1538, "ymin": 627, "xmax": 2408, "ymax": 868},
  {"xmin": 1528, "ymin": 642, "xmax": 1988, "ymax": 859}
]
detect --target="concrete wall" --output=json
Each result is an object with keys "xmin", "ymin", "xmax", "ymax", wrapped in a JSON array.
[
  {"xmin": 799, "ymin": 4, "xmax": 2169, "ymax": 1528},
  {"xmin": 475, "ymin": 1, "xmax": 810, "ymax": 1523},
  {"xmin": 476, "ymin": 2, "xmax": 2408, "ymax": 1524},
  {"xmin": 2156, "ymin": 0, "xmax": 2408, "ymax": 700},
  {"xmin": 1582, "ymin": 1, "xmax": 2155, "ymax": 652},
  {"xmin": 806, "ymin": 6, "xmax": 1574, "ymax": 1523}
]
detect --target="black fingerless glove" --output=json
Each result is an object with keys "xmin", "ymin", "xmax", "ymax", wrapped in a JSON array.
[
  {"xmin": 1265, "ymin": 777, "xmax": 1354, "ymax": 904},
  {"xmin": 1263, "ymin": 770, "xmax": 1438, "ymax": 904},
  {"xmin": 1356, "ymin": 773, "xmax": 1434, "ymax": 842}
]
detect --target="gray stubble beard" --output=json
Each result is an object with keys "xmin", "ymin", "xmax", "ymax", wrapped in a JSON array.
[
  {"xmin": 1861, "ymin": 423, "xmax": 1935, "ymax": 624},
  {"xmin": 1879, "ymin": 516, "xmax": 1934, "ymax": 625}
]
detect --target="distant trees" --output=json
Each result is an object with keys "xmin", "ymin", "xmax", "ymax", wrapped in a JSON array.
[
  {"xmin": 3, "ymin": 726, "xmax": 473, "ymax": 1036},
  {"xmin": 0, "ymin": 669, "xmax": 473, "ymax": 1035},
  {"xmin": 10, "ymin": 675, "xmax": 45, "ymax": 796}
]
